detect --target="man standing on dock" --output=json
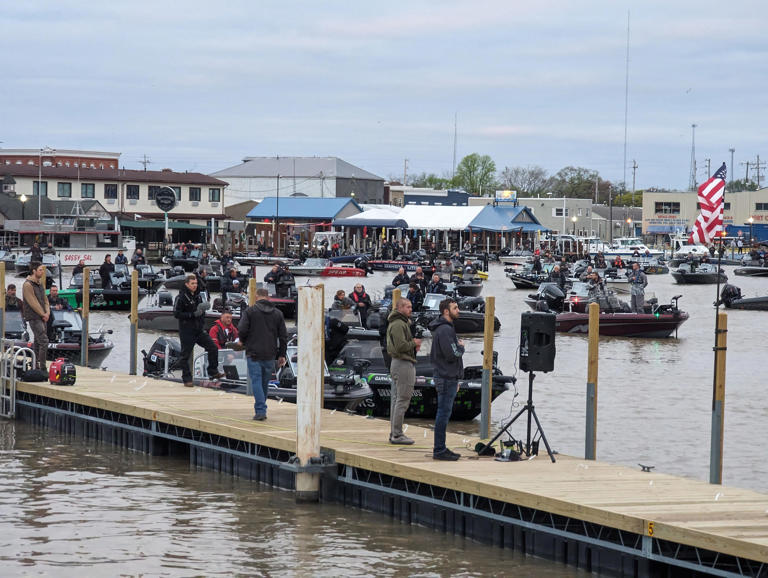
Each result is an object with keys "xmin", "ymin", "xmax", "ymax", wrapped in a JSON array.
[
  {"xmin": 238, "ymin": 288, "xmax": 287, "ymax": 421},
  {"xmin": 627, "ymin": 262, "xmax": 648, "ymax": 313},
  {"xmin": 429, "ymin": 298, "xmax": 465, "ymax": 461},
  {"xmin": 173, "ymin": 274, "xmax": 223, "ymax": 387},
  {"xmin": 386, "ymin": 297, "xmax": 421, "ymax": 445},
  {"xmin": 22, "ymin": 262, "xmax": 50, "ymax": 371}
]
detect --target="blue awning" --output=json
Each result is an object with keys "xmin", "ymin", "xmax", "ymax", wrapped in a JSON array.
[{"xmin": 468, "ymin": 205, "xmax": 549, "ymax": 233}]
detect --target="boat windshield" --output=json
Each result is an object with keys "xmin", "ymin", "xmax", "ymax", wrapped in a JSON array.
[
  {"xmin": 4, "ymin": 310, "xmax": 26, "ymax": 336},
  {"xmin": 328, "ymin": 309, "xmax": 362, "ymax": 326},
  {"xmin": 51, "ymin": 309, "xmax": 83, "ymax": 332},
  {"xmin": 194, "ymin": 348, "xmax": 248, "ymax": 382},
  {"xmin": 70, "ymin": 271, "xmax": 100, "ymax": 288},
  {"xmin": 302, "ymin": 258, "xmax": 330, "ymax": 267}
]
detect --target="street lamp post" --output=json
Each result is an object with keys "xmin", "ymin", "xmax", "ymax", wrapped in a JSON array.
[
  {"xmin": 571, "ymin": 215, "xmax": 577, "ymax": 235},
  {"xmin": 748, "ymin": 217, "xmax": 754, "ymax": 243},
  {"xmin": 20, "ymin": 194, "xmax": 28, "ymax": 220},
  {"xmin": 626, "ymin": 218, "xmax": 632, "ymax": 237}
]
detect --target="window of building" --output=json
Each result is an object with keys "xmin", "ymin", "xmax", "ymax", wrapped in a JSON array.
[
  {"xmin": 724, "ymin": 202, "xmax": 731, "ymax": 210},
  {"xmin": 209, "ymin": 188, "xmax": 221, "ymax": 202},
  {"xmin": 654, "ymin": 202, "xmax": 680, "ymax": 214},
  {"xmin": 171, "ymin": 186, "xmax": 181, "ymax": 201},
  {"xmin": 33, "ymin": 181, "xmax": 48, "ymax": 197},
  {"xmin": 189, "ymin": 187, "xmax": 201, "ymax": 202},
  {"xmin": 148, "ymin": 185, "xmax": 160, "ymax": 200},
  {"xmin": 126, "ymin": 185, "xmax": 140, "ymax": 200},
  {"xmin": 553, "ymin": 207, "xmax": 569, "ymax": 217},
  {"xmin": 57, "ymin": 182, "xmax": 72, "ymax": 198},
  {"xmin": 104, "ymin": 184, "xmax": 118, "ymax": 199},
  {"xmin": 756, "ymin": 203, "xmax": 768, "ymax": 211},
  {"xmin": 81, "ymin": 183, "xmax": 95, "ymax": 199}
]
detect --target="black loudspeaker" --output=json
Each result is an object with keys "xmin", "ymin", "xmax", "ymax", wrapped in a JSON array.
[{"xmin": 519, "ymin": 312, "xmax": 556, "ymax": 373}]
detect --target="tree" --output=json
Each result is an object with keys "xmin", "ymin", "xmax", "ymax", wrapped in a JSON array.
[
  {"xmin": 728, "ymin": 178, "xmax": 758, "ymax": 192},
  {"xmin": 409, "ymin": 172, "xmax": 451, "ymax": 190},
  {"xmin": 453, "ymin": 153, "xmax": 497, "ymax": 195},
  {"xmin": 498, "ymin": 165, "xmax": 551, "ymax": 197}
]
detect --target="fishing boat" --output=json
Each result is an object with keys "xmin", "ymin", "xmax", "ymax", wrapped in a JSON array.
[
  {"xmin": 134, "ymin": 263, "xmax": 165, "ymax": 290},
  {"xmin": 328, "ymin": 253, "xmax": 371, "ymax": 264},
  {"xmin": 15, "ymin": 252, "xmax": 61, "ymax": 277},
  {"xmin": 162, "ymin": 265, "xmax": 222, "ymax": 293},
  {"xmin": 733, "ymin": 264, "xmax": 768, "ymax": 277},
  {"xmin": 60, "ymin": 264, "xmax": 147, "ymax": 310},
  {"xmin": 368, "ymin": 258, "xmax": 427, "ymax": 272},
  {"xmin": 506, "ymin": 263, "xmax": 555, "ymax": 289},
  {"xmin": 715, "ymin": 284, "xmax": 768, "ymax": 311},
  {"xmin": 671, "ymin": 262, "xmax": 727, "ymax": 284},
  {"xmin": 555, "ymin": 295, "xmax": 689, "ymax": 338},
  {"xmin": 498, "ymin": 250, "xmax": 533, "ymax": 266},
  {"xmin": 232, "ymin": 253, "xmax": 299, "ymax": 267},
  {"xmin": 4, "ymin": 309, "xmax": 114, "ymax": 365},
  {"xmin": 587, "ymin": 237, "xmax": 663, "ymax": 260},
  {"xmin": 290, "ymin": 258, "xmax": 367, "ymax": 277},
  {"xmin": 414, "ymin": 292, "xmax": 500, "ymax": 333}
]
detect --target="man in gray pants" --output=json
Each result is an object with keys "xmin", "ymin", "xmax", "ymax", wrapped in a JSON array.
[
  {"xmin": 627, "ymin": 262, "xmax": 648, "ymax": 313},
  {"xmin": 386, "ymin": 297, "xmax": 421, "ymax": 445}
]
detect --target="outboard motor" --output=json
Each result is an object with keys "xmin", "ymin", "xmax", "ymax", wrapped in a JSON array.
[
  {"xmin": 718, "ymin": 284, "xmax": 742, "ymax": 307},
  {"xmin": 536, "ymin": 282, "xmax": 565, "ymax": 312},
  {"xmin": 142, "ymin": 336, "xmax": 182, "ymax": 376}
]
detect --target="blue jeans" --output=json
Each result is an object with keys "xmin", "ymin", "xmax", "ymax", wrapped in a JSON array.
[
  {"xmin": 433, "ymin": 377, "xmax": 458, "ymax": 455},
  {"xmin": 247, "ymin": 359, "xmax": 275, "ymax": 417}
]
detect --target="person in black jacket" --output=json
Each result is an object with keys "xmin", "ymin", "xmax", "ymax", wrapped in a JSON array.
[
  {"xmin": 173, "ymin": 274, "xmax": 223, "ymax": 387},
  {"xmin": 114, "ymin": 249, "xmax": 128, "ymax": 264},
  {"xmin": 99, "ymin": 255, "xmax": 115, "ymax": 289},
  {"xmin": 264, "ymin": 264, "xmax": 281, "ymax": 284},
  {"xmin": 411, "ymin": 266, "xmax": 428, "ymax": 294},
  {"xmin": 428, "ymin": 298, "xmax": 465, "ymax": 461},
  {"xmin": 391, "ymin": 267, "xmax": 410, "ymax": 287},
  {"xmin": 30, "ymin": 243, "xmax": 43, "ymax": 262},
  {"xmin": 404, "ymin": 282, "xmax": 423, "ymax": 312},
  {"xmin": 220, "ymin": 268, "xmax": 243, "ymax": 297},
  {"xmin": 426, "ymin": 273, "xmax": 447, "ymax": 295},
  {"xmin": 547, "ymin": 264, "xmax": 567, "ymax": 291},
  {"xmin": 238, "ymin": 288, "xmax": 288, "ymax": 421},
  {"xmin": 349, "ymin": 283, "xmax": 372, "ymax": 328}
]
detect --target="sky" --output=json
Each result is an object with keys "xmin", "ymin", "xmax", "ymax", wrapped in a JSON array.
[{"xmin": 2, "ymin": 0, "xmax": 767, "ymax": 192}]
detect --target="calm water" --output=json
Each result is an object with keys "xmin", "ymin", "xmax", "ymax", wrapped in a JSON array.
[
  {"xmin": 10, "ymin": 261, "xmax": 766, "ymax": 575},
  {"xmin": 0, "ymin": 421, "xmax": 586, "ymax": 576}
]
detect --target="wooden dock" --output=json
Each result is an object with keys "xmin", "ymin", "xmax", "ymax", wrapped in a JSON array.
[{"xmin": 13, "ymin": 367, "xmax": 768, "ymax": 577}]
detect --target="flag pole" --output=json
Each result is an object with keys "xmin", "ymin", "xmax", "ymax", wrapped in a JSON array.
[{"xmin": 709, "ymin": 163, "xmax": 727, "ymax": 485}]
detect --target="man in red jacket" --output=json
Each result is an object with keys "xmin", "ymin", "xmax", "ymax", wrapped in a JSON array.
[{"xmin": 208, "ymin": 308, "xmax": 239, "ymax": 349}]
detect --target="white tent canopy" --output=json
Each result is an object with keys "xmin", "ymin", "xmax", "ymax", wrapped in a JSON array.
[{"xmin": 396, "ymin": 205, "xmax": 484, "ymax": 230}]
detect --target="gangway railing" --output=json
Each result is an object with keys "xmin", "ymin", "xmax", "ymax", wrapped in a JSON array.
[{"xmin": 0, "ymin": 338, "xmax": 36, "ymax": 419}]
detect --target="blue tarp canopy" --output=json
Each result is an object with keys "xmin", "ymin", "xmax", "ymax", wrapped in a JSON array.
[
  {"xmin": 246, "ymin": 197, "xmax": 362, "ymax": 220},
  {"xmin": 467, "ymin": 205, "xmax": 549, "ymax": 233}
]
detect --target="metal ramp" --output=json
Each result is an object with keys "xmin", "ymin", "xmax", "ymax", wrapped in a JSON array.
[{"xmin": 0, "ymin": 339, "xmax": 36, "ymax": 419}]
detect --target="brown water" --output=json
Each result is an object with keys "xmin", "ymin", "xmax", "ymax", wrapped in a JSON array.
[
  {"xmin": 0, "ymin": 421, "xmax": 587, "ymax": 576},
  {"xmin": 17, "ymin": 262, "xmax": 764, "ymax": 575}
]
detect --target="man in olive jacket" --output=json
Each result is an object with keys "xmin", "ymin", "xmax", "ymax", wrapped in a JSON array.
[
  {"xmin": 22, "ymin": 262, "xmax": 50, "ymax": 370},
  {"xmin": 386, "ymin": 297, "xmax": 422, "ymax": 445}
]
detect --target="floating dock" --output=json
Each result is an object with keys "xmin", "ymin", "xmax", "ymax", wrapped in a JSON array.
[{"xmin": 12, "ymin": 368, "xmax": 768, "ymax": 577}]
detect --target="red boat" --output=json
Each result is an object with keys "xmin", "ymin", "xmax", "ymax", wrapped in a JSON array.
[
  {"xmin": 290, "ymin": 258, "xmax": 367, "ymax": 277},
  {"xmin": 556, "ymin": 310, "xmax": 689, "ymax": 338}
]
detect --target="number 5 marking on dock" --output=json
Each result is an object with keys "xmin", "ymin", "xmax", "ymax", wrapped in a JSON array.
[{"xmin": 647, "ymin": 521, "xmax": 654, "ymax": 536}]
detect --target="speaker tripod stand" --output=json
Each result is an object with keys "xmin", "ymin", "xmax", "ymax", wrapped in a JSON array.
[{"xmin": 478, "ymin": 371, "xmax": 556, "ymax": 463}]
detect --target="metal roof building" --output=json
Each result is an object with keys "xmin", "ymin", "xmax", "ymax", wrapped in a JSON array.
[{"xmin": 211, "ymin": 156, "xmax": 385, "ymax": 206}]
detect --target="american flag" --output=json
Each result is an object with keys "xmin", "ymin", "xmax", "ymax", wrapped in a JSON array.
[{"xmin": 689, "ymin": 162, "xmax": 727, "ymax": 245}]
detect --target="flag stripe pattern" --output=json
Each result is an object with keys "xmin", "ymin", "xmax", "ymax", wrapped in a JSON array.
[{"xmin": 689, "ymin": 162, "xmax": 727, "ymax": 245}]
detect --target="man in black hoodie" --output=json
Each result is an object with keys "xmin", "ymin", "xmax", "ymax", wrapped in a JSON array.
[
  {"xmin": 428, "ymin": 298, "xmax": 465, "ymax": 461},
  {"xmin": 173, "ymin": 274, "xmax": 223, "ymax": 387},
  {"xmin": 238, "ymin": 287, "xmax": 288, "ymax": 421}
]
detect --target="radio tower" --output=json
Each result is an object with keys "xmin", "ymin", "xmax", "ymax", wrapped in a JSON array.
[{"xmin": 688, "ymin": 124, "xmax": 697, "ymax": 191}]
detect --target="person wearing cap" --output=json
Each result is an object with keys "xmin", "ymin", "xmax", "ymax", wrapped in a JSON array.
[
  {"xmin": 220, "ymin": 268, "xmax": 242, "ymax": 296},
  {"xmin": 73, "ymin": 259, "xmax": 86, "ymax": 276},
  {"xmin": 99, "ymin": 254, "xmax": 115, "ymax": 289},
  {"xmin": 114, "ymin": 249, "xmax": 128, "ymax": 265},
  {"xmin": 209, "ymin": 307, "xmax": 239, "ymax": 349},
  {"xmin": 131, "ymin": 248, "xmax": 146, "ymax": 269}
]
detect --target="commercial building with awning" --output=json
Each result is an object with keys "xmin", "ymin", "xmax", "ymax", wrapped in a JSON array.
[
  {"xmin": 396, "ymin": 205, "xmax": 484, "ymax": 230},
  {"xmin": 333, "ymin": 207, "xmax": 407, "ymax": 229},
  {"xmin": 468, "ymin": 204, "xmax": 549, "ymax": 233}
]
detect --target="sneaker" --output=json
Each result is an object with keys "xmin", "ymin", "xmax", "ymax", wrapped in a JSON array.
[
  {"xmin": 389, "ymin": 435, "xmax": 415, "ymax": 445},
  {"xmin": 433, "ymin": 449, "xmax": 460, "ymax": 461},
  {"xmin": 253, "ymin": 414, "xmax": 267, "ymax": 421},
  {"xmin": 183, "ymin": 382, "xmax": 194, "ymax": 388}
]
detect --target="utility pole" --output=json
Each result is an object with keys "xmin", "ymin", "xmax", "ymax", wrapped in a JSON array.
[
  {"xmin": 631, "ymin": 160, "xmax": 638, "ymax": 207},
  {"xmin": 729, "ymin": 148, "xmax": 735, "ymax": 192},
  {"xmin": 139, "ymin": 154, "xmax": 152, "ymax": 171},
  {"xmin": 452, "ymin": 112, "xmax": 458, "ymax": 179},
  {"xmin": 403, "ymin": 158, "xmax": 409, "ymax": 186},
  {"xmin": 688, "ymin": 124, "xmax": 697, "ymax": 191},
  {"xmin": 741, "ymin": 161, "xmax": 751, "ymax": 187},
  {"xmin": 753, "ymin": 155, "xmax": 766, "ymax": 189}
]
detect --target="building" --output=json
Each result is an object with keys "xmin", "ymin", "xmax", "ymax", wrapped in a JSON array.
[
  {"xmin": 387, "ymin": 186, "xmax": 469, "ymax": 207},
  {"xmin": 0, "ymin": 149, "xmax": 228, "ymax": 245},
  {"xmin": 641, "ymin": 189, "xmax": 768, "ymax": 241},
  {"xmin": 211, "ymin": 156, "xmax": 385, "ymax": 205}
]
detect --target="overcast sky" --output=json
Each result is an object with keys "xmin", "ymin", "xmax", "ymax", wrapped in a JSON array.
[{"xmin": 2, "ymin": 0, "xmax": 766, "ymax": 192}]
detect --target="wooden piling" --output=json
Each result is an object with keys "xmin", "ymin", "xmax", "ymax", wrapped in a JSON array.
[
  {"xmin": 248, "ymin": 278, "xmax": 257, "ymax": 306},
  {"xmin": 392, "ymin": 288, "xmax": 401, "ymax": 310},
  {"xmin": 585, "ymin": 302, "xmax": 599, "ymax": 460},
  {"xmin": 296, "ymin": 284, "xmax": 323, "ymax": 502},
  {"xmin": 80, "ymin": 267, "xmax": 89, "ymax": 367},
  {"xmin": 710, "ymin": 311, "xmax": 728, "ymax": 484},
  {"xmin": 129, "ymin": 269, "xmax": 139, "ymax": 375},
  {"xmin": 480, "ymin": 296, "xmax": 495, "ymax": 439}
]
